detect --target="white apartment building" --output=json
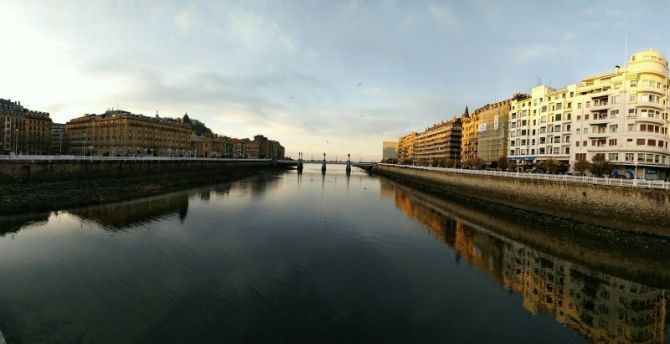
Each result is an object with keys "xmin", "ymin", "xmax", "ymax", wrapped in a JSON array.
[{"xmin": 508, "ymin": 49, "xmax": 670, "ymax": 179}]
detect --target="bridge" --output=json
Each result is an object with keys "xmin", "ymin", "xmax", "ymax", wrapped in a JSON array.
[{"xmin": 294, "ymin": 153, "xmax": 375, "ymax": 174}]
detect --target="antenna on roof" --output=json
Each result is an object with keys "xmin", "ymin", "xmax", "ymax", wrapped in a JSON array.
[{"xmin": 623, "ymin": 35, "xmax": 628, "ymax": 65}]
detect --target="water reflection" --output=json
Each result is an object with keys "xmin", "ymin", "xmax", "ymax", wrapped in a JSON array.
[
  {"xmin": 381, "ymin": 179, "xmax": 669, "ymax": 344},
  {"xmin": 0, "ymin": 168, "xmax": 667, "ymax": 343},
  {"xmin": 66, "ymin": 192, "xmax": 191, "ymax": 231},
  {"xmin": 0, "ymin": 213, "xmax": 50, "ymax": 237}
]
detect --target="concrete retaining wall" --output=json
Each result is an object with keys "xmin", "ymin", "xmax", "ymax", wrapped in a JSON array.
[
  {"xmin": 0, "ymin": 159, "xmax": 275, "ymax": 183},
  {"xmin": 373, "ymin": 164, "xmax": 670, "ymax": 237}
]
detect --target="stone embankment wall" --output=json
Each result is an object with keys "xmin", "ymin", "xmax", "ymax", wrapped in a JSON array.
[
  {"xmin": 0, "ymin": 159, "xmax": 276, "ymax": 183},
  {"xmin": 373, "ymin": 164, "xmax": 670, "ymax": 237}
]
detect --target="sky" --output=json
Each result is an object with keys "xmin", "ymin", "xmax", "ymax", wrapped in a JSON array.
[{"xmin": 1, "ymin": 0, "xmax": 670, "ymax": 160}]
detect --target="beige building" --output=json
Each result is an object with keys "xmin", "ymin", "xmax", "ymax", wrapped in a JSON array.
[
  {"xmin": 509, "ymin": 49, "xmax": 670, "ymax": 178},
  {"xmin": 65, "ymin": 110, "xmax": 192, "ymax": 156},
  {"xmin": 0, "ymin": 99, "xmax": 52, "ymax": 155},
  {"xmin": 397, "ymin": 132, "xmax": 416, "ymax": 162},
  {"xmin": 477, "ymin": 94, "xmax": 529, "ymax": 166},
  {"xmin": 382, "ymin": 141, "xmax": 398, "ymax": 160},
  {"xmin": 413, "ymin": 117, "xmax": 462, "ymax": 163}
]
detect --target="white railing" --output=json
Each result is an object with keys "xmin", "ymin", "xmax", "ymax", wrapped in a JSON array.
[
  {"xmin": 0, "ymin": 154, "xmax": 274, "ymax": 163},
  {"xmin": 378, "ymin": 163, "xmax": 670, "ymax": 190}
]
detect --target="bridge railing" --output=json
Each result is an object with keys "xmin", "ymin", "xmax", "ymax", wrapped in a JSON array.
[{"xmin": 377, "ymin": 163, "xmax": 670, "ymax": 190}]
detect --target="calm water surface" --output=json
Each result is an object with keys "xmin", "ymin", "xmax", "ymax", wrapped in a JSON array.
[{"xmin": 0, "ymin": 164, "xmax": 667, "ymax": 343}]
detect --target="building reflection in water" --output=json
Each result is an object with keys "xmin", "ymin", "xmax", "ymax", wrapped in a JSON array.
[
  {"xmin": 380, "ymin": 180, "xmax": 668, "ymax": 344},
  {"xmin": 67, "ymin": 192, "xmax": 190, "ymax": 231},
  {"xmin": 0, "ymin": 213, "xmax": 50, "ymax": 237}
]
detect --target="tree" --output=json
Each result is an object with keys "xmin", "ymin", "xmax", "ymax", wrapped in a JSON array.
[
  {"xmin": 573, "ymin": 159, "xmax": 590, "ymax": 176},
  {"xmin": 544, "ymin": 158, "xmax": 560, "ymax": 174},
  {"xmin": 497, "ymin": 157, "xmax": 509, "ymax": 170},
  {"xmin": 589, "ymin": 153, "xmax": 613, "ymax": 177}
]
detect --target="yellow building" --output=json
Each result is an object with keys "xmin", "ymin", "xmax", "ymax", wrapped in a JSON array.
[
  {"xmin": 397, "ymin": 132, "xmax": 416, "ymax": 162},
  {"xmin": 413, "ymin": 116, "xmax": 462, "ymax": 164},
  {"xmin": 0, "ymin": 98, "xmax": 53, "ymax": 155},
  {"xmin": 461, "ymin": 106, "xmax": 480, "ymax": 166},
  {"xmin": 65, "ymin": 110, "xmax": 192, "ymax": 156}
]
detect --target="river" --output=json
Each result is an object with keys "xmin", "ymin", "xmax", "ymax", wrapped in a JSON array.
[{"xmin": 0, "ymin": 163, "xmax": 667, "ymax": 343}]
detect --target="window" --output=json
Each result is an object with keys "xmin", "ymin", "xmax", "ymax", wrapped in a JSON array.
[
  {"xmin": 585, "ymin": 101, "xmax": 591, "ymax": 108},
  {"xmin": 577, "ymin": 103, "xmax": 582, "ymax": 109},
  {"xmin": 628, "ymin": 124, "xmax": 634, "ymax": 131},
  {"xmin": 637, "ymin": 139, "xmax": 645, "ymax": 145},
  {"xmin": 637, "ymin": 153, "xmax": 644, "ymax": 162},
  {"xmin": 630, "ymin": 80, "xmax": 637, "ymax": 87},
  {"xmin": 629, "ymin": 95, "xmax": 636, "ymax": 102},
  {"xmin": 585, "ymin": 114, "xmax": 589, "ymax": 120},
  {"xmin": 610, "ymin": 124, "xmax": 618, "ymax": 133},
  {"xmin": 611, "ymin": 95, "xmax": 620, "ymax": 104},
  {"xmin": 576, "ymin": 153, "xmax": 586, "ymax": 161},
  {"xmin": 608, "ymin": 153, "xmax": 618, "ymax": 161},
  {"xmin": 583, "ymin": 140, "xmax": 587, "ymax": 146},
  {"xmin": 610, "ymin": 110, "xmax": 619, "ymax": 118},
  {"xmin": 625, "ymin": 153, "xmax": 634, "ymax": 162},
  {"xmin": 576, "ymin": 128, "xmax": 581, "ymax": 134},
  {"xmin": 648, "ymin": 139, "xmax": 656, "ymax": 146},
  {"xmin": 609, "ymin": 139, "xmax": 617, "ymax": 146},
  {"xmin": 576, "ymin": 141, "xmax": 580, "ymax": 147},
  {"xmin": 584, "ymin": 128, "xmax": 589, "ymax": 134}
]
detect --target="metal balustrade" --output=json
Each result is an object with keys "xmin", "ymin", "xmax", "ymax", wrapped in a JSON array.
[{"xmin": 378, "ymin": 163, "xmax": 670, "ymax": 190}]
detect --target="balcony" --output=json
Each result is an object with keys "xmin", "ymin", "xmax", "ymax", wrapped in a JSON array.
[
  {"xmin": 636, "ymin": 85, "xmax": 665, "ymax": 94},
  {"xmin": 587, "ymin": 131, "xmax": 608, "ymax": 139},
  {"xmin": 589, "ymin": 102, "xmax": 610, "ymax": 112},
  {"xmin": 635, "ymin": 116, "xmax": 667, "ymax": 126},
  {"xmin": 636, "ymin": 100, "xmax": 664, "ymax": 110}
]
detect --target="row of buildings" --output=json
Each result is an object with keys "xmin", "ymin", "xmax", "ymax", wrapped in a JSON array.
[
  {"xmin": 391, "ymin": 48, "xmax": 670, "ymax": 179},
  {"xmin": 0, "ymin": 103, "xmax": 285, "ymax": 159}
]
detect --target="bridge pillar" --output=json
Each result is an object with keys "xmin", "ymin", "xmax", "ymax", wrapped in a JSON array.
[
  {"xmin": 346, "ymin": 153, "xmax": 351, "ymax": 175},
  {"xmin": 321, "ymin": 153, "xmax": 327, "ymax": 174}
]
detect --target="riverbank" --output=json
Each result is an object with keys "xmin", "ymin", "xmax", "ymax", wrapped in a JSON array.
[
  {"xmin": 372, "ymin": 164, "xmax": 670, "ymax": 238},
  {"xmin": 0, "ymin": 165, "xmax": 282, "ymax": 216}
]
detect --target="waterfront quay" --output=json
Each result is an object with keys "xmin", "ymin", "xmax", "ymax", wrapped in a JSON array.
[{"xmin": 373, "ymin": 163, "xmax": 670, "ymax": 237}]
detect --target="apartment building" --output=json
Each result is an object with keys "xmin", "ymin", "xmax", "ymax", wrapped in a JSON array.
[
  {"xmin": 413, "ymin": 117, "xmax": 462, "ymax": 162},
  {"xmin": 0, "ymin": 98, "xmax": 53, "ymax": 155},
  {"xmin": 382, "ymin": 141, "xmax": 398, "ymax": 160},
  {"xmin": 65, "ymin": 110, "xmax": 192, "ymax": 156},
  {"xmin": 509, "ymin": 49, "xmax": 670, "ymax": 178},
  {"xmin": 461, "ymin": 106, "xmax": 479, "ymax": 164},
  {"xmin": 477, "ymin": 95, "xmax": 529, "ymax": 166},
  {"xmin": 397, "ymin": 132, "xmax": 416, "ymax": 161}
]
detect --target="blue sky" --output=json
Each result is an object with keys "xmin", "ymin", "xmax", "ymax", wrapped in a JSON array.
[{"xmin": 1, "ymin": 0, "xmax": 669, "ymax": 160}]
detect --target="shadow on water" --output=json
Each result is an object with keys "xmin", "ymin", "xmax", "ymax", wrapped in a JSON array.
[{"xmin": 380, "ymin": 178, "xmax": 669, "ymax": 344}]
